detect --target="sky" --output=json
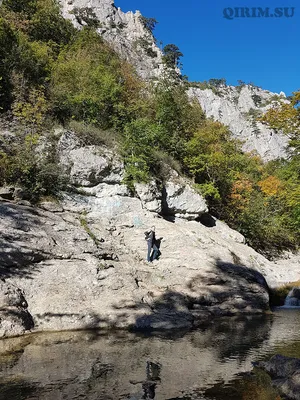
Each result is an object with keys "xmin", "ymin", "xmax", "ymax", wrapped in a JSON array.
[{"xmin": 116, "ymin": 0, "xmax": 299, "ymax": 96}]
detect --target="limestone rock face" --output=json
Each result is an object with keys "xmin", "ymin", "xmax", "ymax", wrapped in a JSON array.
[
  {"xmin": 0, "ymin": 186, "xmax": 15, "ymax": 200},
  {"xmin": 58, "ymin": 130, "xmax": 207, "ymax": 220},
  {"xmin": 0, "ymin": 280, "xmax": 28, "ymax": 309},
  {"xmin": 0, "ymin": 197, "xmax": 287, "ymax": 335},
  {"xmin": 134, "ymin": 181, "xmax": 162, "ymax": 213},
  {"xmin": 57, "ymin": 2, "xmax": 289, "ymax": 161},
  {"xmin": 58, "ymin": 131, "xmax": 124, "ymax": 186},
  {"xmin": 189, "ymin": 85, "xmax": 289, "ymax": 161},
  {"xmin": 59, "ymin": 0, "xmax": 164, "ymax": 79},
  {"xmin": 0, "ymin": 280, "xmax": 34, "ymax": 338},
  {"xmin": 163, "ymin": 181, "xmax": 208, "ymax": 220},
  {"xmin": 0, "ymin": 126, "xmax": 298, "ymax": 336},
  {"xmin": 0, "ymin": 122, "xmax": 298, "ymax": 336}
]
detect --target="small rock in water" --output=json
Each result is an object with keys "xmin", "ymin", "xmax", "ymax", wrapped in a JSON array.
[{"xmin": 255, "ymin": 354, "xmax": 300, "ymax": 400}]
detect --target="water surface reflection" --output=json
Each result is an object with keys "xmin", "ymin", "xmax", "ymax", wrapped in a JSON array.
[{"xmin": 0, "ymin": 309, "xmax": 300, "ymax": 399}]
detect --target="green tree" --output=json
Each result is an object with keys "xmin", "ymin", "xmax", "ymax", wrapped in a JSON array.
[
  {"xmin": 184, "ymin": 121, "xmax": 244, "ymax": 199},
  {"xmin": 2, "ymin": 0, "xmax": 36, "ymax": 16},
  {"xmin": 0, "ymin": 17, "xmax": 17, "ymax": 110},
  {"xmin": 208, "ymin": 78, "xmax": 227, "ymax": 87},
  {"xmin": 1, "ymin": 131, "xmax": 64, "ymax": 201},
  {"xmin": 15, "ymin": 33, "xmax": 54, "ymax": 83},
  {"xmin": 260, "ymin": 90, "xmax": 300, "ymax": 160},
  {"xmin": 162, "ymin": 44, "xmax": 183, "ymax": 69},
  {"xmin": 29, "ymin": 0, "xmax": 76, "ymax": 46},
  {"xmin": 122, "ymin": 118, "xmax": 162, "ymax": 186},
  {"xmin": 50, "ymin": 28, "xmax": 127, "ymax": 127},
  {"xmin": 71, "ymin": 7, "xmax": 100, "ymax": 28},
  {"xmin": 139, "ymin": 16, "xmax": 158, "ymax": 34},
  {"xmin": 151, "ymin": 81, "xmax": 204, "ymax": 159}
]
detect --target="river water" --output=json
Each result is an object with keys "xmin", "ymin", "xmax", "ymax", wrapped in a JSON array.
[{"xmin": 1, "ymin": 308, "xmax": 300, "ymax": 400}]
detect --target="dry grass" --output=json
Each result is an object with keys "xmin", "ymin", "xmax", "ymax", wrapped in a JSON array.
[{"xmin": 68, "ymin": 120, "xmax": 119, "ymax": 149}]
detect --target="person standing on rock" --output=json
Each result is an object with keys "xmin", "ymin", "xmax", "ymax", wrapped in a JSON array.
[{"xmin": 145, "ymin": 226, "xmax": 159, "ymax": 262}]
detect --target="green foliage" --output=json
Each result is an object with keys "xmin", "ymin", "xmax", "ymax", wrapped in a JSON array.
[
  {"xmin": 122, "ymin": 110, "xmax": 187, "ymax": 187},
  {"xmin": 235, "ymin": 191, "xmax": 297, "ymax": 256},
  {"xmin": 122, "ymin": 118, "xmax": 159, "ymax": 185},
  {"xmin": 162, "ymin": 44, "xmax": 183, "ymax": 69},
  {"xmin": 184, "ymin": 120, "xmax": 246, "ymax": 201},
  {"xmin": 68, "ymin": 120, "xmax": 117, "ymax": 147},
  {"xmin": 134, "ymin": 38, "xmax": 157, "ymax": 58},
  {"xmin": 1, "ymin": 131, "xmax": 65, "ymax": 201},
  {"xmin": 123, "ymin": 155, "xmax": 150, "ymax": 191},
  {"xmin": 0, "ymin": 17, "xmax": 17, "ymax": 109},
  {"xmin": 28, "ymin": 0, "xmax": 76, "ymax": 45},
  {"xmin": 0, "ymin": 0, "xmax": 75, "ymax": 112},
  {"xmin": 16, "ymin": 35, "xmax": 54, "ymax": 82},
  {"xmin": 50, "ymin": 28, "xmax": 124, "ymax": 127},
  {"xmin": 12, "ymin": 85, "xmax": 49, "ymax": 130},
  {"xmin": 244, "ymin": 108, "xmax": 262, "ymax": 135},
  {"xmin": 139, "ymin": 16, "xmax": 158, "ymax": 34},
  {"xmin": 208, "ymin": 78, "xmax": 227, "ymax": 87},
  {"xmin": 194, "ymin": 182, "xmax": 221, "ymax": 201},
  {"xmin": 261, "ymin": 90, "xmax": 300, "ymax": 161},
  {"xmin": 223, "ymin": 157, "xmax": 299, "ymax": 256},
  {"xmin": 152, "ymin": 82, "xmax": 205, "ymax": 159},
  {"xmin": 50, "ymin": 27, "xmax": 143, "ymax": 129},
  {"xmin": 0, "ymin": 150, "xmax": 9, "ymax": 186},
  {"xmin": 245, "ymin": 108, "xmax": 262, "ymax": 120},
  {"xmin": 236, "ymin": 80, "xmax": 247, "ymax": 93},
  {"xmin": 80, "ymin": 214, "xmax": 102, "ymax": 246},
  {"xmin": 182, "ymin": 114, "xmax": 300, "ymax": 255},
  {"xmin": 2, "ymin": 0, "xmax": 36, "ymax": 15},
  {"xmin": 251, "ymin": 94, "xmax": 262, "ymax": 107},
  {"xmin": 71, "ymin": 7, "xmax": 101, "ymax": 28},
  {"xmin": 121, "ymin": 82, "xmax": 206, "ymax": 187},
  {"xmin": 188, "ymin": 80, "xmax": 225, "ymax": 97}
]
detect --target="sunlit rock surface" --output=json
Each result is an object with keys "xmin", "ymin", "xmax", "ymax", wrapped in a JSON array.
[
  {"xmin": 0, "ymin": 197, "xmax": 277, "ymax": 335},
  {"xmin": 0, "ymin": 129, "xmax": 298, "ymax": 337},
  {"xmin": 189, "ymin": 85, "xmax": 289, "ymax": 161},
  {"xmin": 59, "ymin": 0, "xmax": 164, "ymax": 79}
]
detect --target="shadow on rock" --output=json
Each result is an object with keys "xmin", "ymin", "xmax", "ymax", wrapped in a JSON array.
[
  {"xmin": 188, "ymin": 258, "xmax": 270, "ymax": 316},
  {"xmin": 121, "ymin": 258, "xmax": 270, "ymax": 332},
  {"xmin": 0, "ymin": 203, "xmax": 51, "ymax": 278},
  {"xmin": 134, "ymin": 291, "xmax": 194, "ymax": 331}
]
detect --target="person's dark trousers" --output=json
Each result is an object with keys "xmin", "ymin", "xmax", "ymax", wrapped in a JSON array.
[
  {"xmin": 151, "ymin": 244, "xmax": 159, "ymax": 261},
  {"xmin": 147, "ymin": 241, "xmax": 152, "ymax": 262}
]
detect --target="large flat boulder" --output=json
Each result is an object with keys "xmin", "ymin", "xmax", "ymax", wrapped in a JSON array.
[
  {"xmin": 163, "ymin": 181, "xmax": 208, "ymax": 220},
  {"xmin": 0, "ymin": 199, "xmax": 275, "ymax": 335},
  {"xmin": 58, "ymin": 131, "xmax": 124, "ymax": 186}
]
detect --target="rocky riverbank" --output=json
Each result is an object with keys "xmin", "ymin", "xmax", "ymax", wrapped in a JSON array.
[{"xmin": 0, "ymin": 131, "xmax": 299, "ymax": 337}]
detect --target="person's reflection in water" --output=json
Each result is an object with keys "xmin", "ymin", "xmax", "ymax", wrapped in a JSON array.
[{"xmin": 142, "ymin": 361, "xmax": 161, "ymax": 399}]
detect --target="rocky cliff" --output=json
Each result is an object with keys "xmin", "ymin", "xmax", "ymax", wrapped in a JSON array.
[
  {"xmin": 0, "ymin": 1, "xmax": 296, "ymax": 338},
  {"xmin": 59, "ymin": 0, "xmax": 289, "ymax": 160},
  {"xmin": 0, "ymin": 130, "xmax": 298, "ymax": 338},
  {"xmin": 59, "ymin": 0, "xmax": 164, "ymax": 79},
  {"xmin": 189, "ymin": 84, "xmax": 289, "ymax": 160}
]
